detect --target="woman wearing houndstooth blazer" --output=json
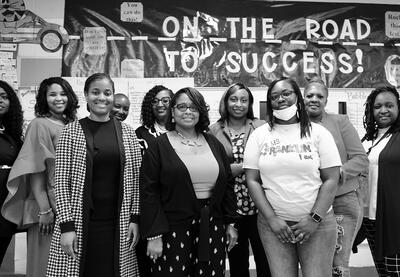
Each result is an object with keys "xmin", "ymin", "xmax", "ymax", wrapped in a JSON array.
[{"xmin": 46, "ymin": 73, "xmax": 142, "ymax": 277}]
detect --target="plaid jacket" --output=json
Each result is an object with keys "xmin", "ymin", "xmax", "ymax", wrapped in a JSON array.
[{"xmin": 46, "ymin": 119, "xmax": 142, "ymax": 277}]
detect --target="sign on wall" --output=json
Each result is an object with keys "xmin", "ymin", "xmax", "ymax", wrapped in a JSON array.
[{"xmin": 62, "ymin": 0, "xmax": 400, "ymax": 88}]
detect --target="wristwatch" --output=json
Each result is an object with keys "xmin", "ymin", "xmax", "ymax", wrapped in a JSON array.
[{"xmin": 309, "ymin": 212, "xmax": 323, "ymax": 223}]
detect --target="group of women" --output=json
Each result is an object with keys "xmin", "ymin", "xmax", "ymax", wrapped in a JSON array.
[{"xmin": 0, "ymin": 74, "xmax": 399, "ymax": 277}]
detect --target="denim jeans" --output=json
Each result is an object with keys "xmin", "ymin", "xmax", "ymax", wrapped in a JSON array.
[
  {"xmin": 258, "ymin": 210, "xmax": 337, "ymax": 277},
  {"xmin": 332, "ymin": 190, "xmax": 363, "ymax": 277}
]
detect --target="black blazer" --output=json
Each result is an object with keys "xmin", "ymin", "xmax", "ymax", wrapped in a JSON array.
[{"xmin": 140, "ymin": 132, "xmax": 238, "ymax": 238}]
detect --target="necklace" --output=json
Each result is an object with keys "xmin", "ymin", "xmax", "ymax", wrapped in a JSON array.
[
  {"xmin": 227, "ymin": 125, "xmax": 245, "ymax": 138},
  {"xmin": 176, "ymin": 131, "xmax": 202, "ymax": 147}
]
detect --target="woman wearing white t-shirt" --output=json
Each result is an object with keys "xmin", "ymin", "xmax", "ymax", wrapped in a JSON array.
[{"xmin": 243, "ymin": 77, "xmax": 342, "ymax": 277}]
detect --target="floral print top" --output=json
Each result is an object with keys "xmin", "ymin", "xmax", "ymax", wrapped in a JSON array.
[{"xmin": 231, "ymin": 132, "xmax": 256, "ymax": 215}]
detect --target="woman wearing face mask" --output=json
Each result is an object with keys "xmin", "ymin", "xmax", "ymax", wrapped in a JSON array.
[
  {"xmin": 46, "ymin": 73, "xmax": 142, "ymax": 277},
  {"xmin": 2, "ymin": 77, "xmax": 78, "ymax": 277},
  {"xmin": 0, "ymin": 80, "xmax": 23, "ymax": 267},
  {"xmin": 304, "ymin": 78, "xmax": 368, "ymax": 277},
  {"xmin": 361, "ymin": 86, "xmax": 400, "ymax": 277},
  {"xmin": 136, "ymin": 85, "xmax": 174, "ymax": 151},
  {"xmin": 243, "ymin": 77, "xmax": 341, "ymax": 277},
  {"xmin": 209, "ymin": 83, "xmax": 270, "ymax": 277}
]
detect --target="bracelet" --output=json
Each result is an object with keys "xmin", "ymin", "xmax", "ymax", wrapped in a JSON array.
[
  {"xmin": 147, "ymin": 234, "xmax": 162, "ymax": 241},
  {"xmin": 228, "ymin": 223, "xmax": 238, "ymax": 232},
  {"xmin": 37, "ymin": 208, "xmax": 53, "ymax": 217}
]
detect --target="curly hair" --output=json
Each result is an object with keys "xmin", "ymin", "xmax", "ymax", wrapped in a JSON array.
[
  {"xmin": 266, "ymin": 77, "xmax": 311, "ymax": 138},
  {"xmin": 363, "ymin": 86, "xmax": 400, "ymax": 141},
  {"xmin": 0, "ymin": 80, "xmax": 23, "ymax": 148},
  {"xmin": 35, "ymin": 77, "xmax": 79, "ymax": 123},
  {"xmin": 140, "ymin": 85, "xmax": 173, "ymax": 128},
  {"xmin": 217, "ymin": 82, "xmax": 255, "ymax": 123},
  {"xmin": 166, "ymin": 87, "xmax": 210, "ymax": 133}
]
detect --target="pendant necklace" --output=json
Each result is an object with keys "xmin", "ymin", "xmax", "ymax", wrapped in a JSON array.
[{"xmin": 176, "ymin": 131, "xmax": 202, "ymax": 147}]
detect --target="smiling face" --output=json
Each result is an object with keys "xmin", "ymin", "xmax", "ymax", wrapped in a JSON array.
[
  {"xmin": 373, "ymin": 91, "xmax": 399, "ymax": 128},
  {"xmin": 304, "ymin": 83, "xmax": 328, "ymax": 120},
  {"xmin": 0, "ymin": 87, "xmax": 10, "ymax": 118},
  {"xmin": 269, "ymin": 79, "xmax": 297, "ymax": 110},
  {"xmin": 172, "ymin": 93, "xmax": 199, "ymax": 131},
  {"xmin": 111, "ymin": 94, "xmax": 130, "ymax": 121},
  {"xmin": 46, "ymin": 84, "xmax": 68, "ymax": 115},
  {"xmin": 85, "ymin": 78, "xmax": 114, "ymax": 119},
  {"xmin": 152, "ymin": 90, "xmax": 171, "ymax": 123},
  {"xmin": 227, "ymin": 88, "xmax": 249, "ymax": 120}
]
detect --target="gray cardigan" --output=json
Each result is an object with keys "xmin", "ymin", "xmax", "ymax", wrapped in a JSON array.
[
  {"xmin": 209, "ymin": 118, "xmax": 265, "ymax": 164},
  {"xmin": 319, "ymin": 112, "xmax": 368, "ymax": 196}
]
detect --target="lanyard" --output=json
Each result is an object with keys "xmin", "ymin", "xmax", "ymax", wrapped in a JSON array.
[{"xmin": 366, "ymin": 131, "xmax": 390, "ymax": 156}]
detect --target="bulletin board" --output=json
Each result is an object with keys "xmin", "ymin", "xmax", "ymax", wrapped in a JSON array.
[{"xmin": 62, "ymin": 0, "xmax": 400, "ymax": 88}]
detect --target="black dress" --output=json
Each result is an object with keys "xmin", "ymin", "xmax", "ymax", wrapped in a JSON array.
[
  {"xmin": 82, "ymin": 118, "xmax": 121, "ymax": 277},
  {"xmin": 0, "ymin": 133, "xmax": 18, "ymax": 265}
]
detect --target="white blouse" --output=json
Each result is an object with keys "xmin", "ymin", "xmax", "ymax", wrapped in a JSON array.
[{"xmin": 364, "ymin": 127, "xmax": 391, "ymax": 220}]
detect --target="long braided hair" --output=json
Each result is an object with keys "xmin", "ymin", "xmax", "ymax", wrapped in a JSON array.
[{"xmin": 362, "ymin": 86, "xmax": 400, "ymax": 142}]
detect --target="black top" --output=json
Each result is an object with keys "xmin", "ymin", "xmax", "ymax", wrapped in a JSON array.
[
  {"xmin": 375, "ymin": 130, "xmax": 400, "ymax": 259},
  {"xmin": 0, "ymin": 133, "xmax": 18, "ymax": 237},
  {"xmin": 140, "ymin": 132, "xmax": 239, "ymax": 239},
  {"xmin": 135, "ymin": 125, "xmax": 163, "ymax": 154},
  {"xmin": 85, "ymin": 118, "xmax": 121, "ymax": 221}
]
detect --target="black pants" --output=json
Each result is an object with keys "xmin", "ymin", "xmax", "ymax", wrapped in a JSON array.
[
  {"xmin": 136, "ymin": 238, "xmax": 151, "ymax": 277},
  {"xmin": 228, "ymin": 214, "xmax": 271, "ymax": 277},
  {"xmin": 0, "ymin": 236, "xmax": 12, "ymax": 267},
  {"xmin": 363, "ymin": 218, "xmax": 400, "ymax": 277}
]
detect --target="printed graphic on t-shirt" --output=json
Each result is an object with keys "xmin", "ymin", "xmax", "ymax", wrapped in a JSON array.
[{"xmin": 260, "ymin": 138, "xmax": 315, "ymax": 161}]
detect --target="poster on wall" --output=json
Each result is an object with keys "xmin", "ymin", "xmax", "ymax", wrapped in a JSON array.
[
  {"xmin": 0, "ymin": 43, "xmax": 18, "ymax": 88},
  {"xmin": 62, "ymin": 0, "xmax": 400, "ymax": 88},
  {"xmin": 0, "ymin": 0, "xmax": 69, "ymax": 53}
]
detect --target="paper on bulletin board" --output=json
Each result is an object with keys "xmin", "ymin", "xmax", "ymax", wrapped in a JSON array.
[
  {"xmin": 121, "ymin": 59, "xmax": 144, "ymax": 78},
  {"xmin": 63, "ymin": 77, "xmax": 194, "ymax": 128},
  {"xmin": 18, "ymin": 86, "xmax": 37, "ymax": 133},
  {"xmin": 344, "ymin": 89, "xmax": 371, "ymax": 138},
  {"xmin": 0, "ymin": 43, "xmax": 18, "ymax": 89},
  {"xmin": 386, "ymin": 11, "xmax": 400, "ymax": 38},
  {"xmin": 120, "ymin": 2, "xmax": 143, "ymax": 22},
  {"xmin": 83, "ymin": 27, "xmax": 107, "ymax": 55}
]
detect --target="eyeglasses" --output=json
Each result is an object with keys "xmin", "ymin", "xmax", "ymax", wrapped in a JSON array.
[
  {"xmin": 174, "ymin": 103, "xmax": 199, "ymax": 112},
  {"xmin": 152, "ymin": 97, "xmax": 171, "ymax": 106},
  {"xmin": 270, "ymin": 90, "xmax": 295, "ymax": 102}
]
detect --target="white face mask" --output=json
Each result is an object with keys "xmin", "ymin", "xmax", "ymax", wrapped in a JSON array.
[{"xmin": 273, "ymin": 103, "xmax": 298, "ymax": 121}]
